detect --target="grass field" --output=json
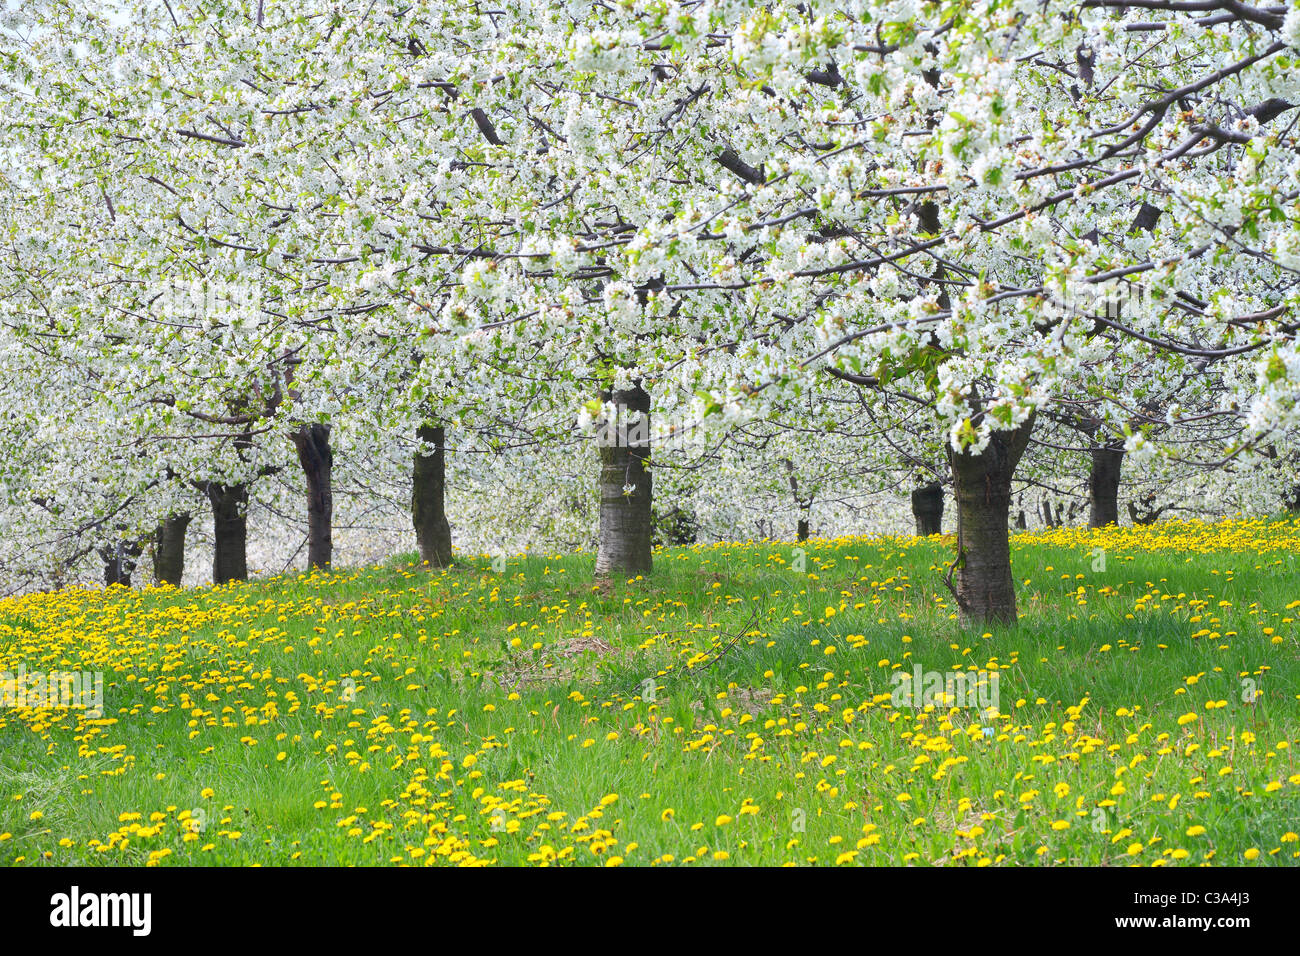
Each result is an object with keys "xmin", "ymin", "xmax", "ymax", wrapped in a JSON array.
[{"xmin": 2, "ymin": 518, "xmax": 1298, "ymax": 866}]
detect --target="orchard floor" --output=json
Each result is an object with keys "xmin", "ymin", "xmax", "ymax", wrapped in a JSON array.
[{"xmin": 2, "ymin": 518, "xmax": 1299, "ymax": 866}]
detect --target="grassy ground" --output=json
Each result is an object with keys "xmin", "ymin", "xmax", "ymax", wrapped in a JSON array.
[{"xmin": 1, "ymin": 518, "xmax": 1298, "ymax": 866}]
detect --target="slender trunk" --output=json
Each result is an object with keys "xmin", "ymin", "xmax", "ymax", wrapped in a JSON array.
[
  {"xmin": 595, "ymin": 384, "xmax": 653, "ymax": 577},
  {"xmin": 292, "ymin": 423, "xmax": 334, "ymax": 570},
  {"xmin": 911, "ymin": 481, "xmax": 944, "ymax": 535},
  {"xmin": 948, "ymin": 416, "xmax": 1035, "ymax": 626},
  {"xmin": 412, "ymin": 422, "xmax": 453, "ymax": 567},
  {"xmin": 153, "ymin": 512, "xmax": 191, "ymax": 586},
  {"xmin": 1088, "ymin": 445, "xmax": 1124, "ymax": 528},
  {"xmin": 1284, "ymin": 453, "xmax": 1300, "ymax": 511},
  {"xmin": 782, "ymin": 459, "xmax": 813, "ymax": 543},
  {"xmin": 206, "ymin": 483, "xmax": 249, "ymax": 584}
]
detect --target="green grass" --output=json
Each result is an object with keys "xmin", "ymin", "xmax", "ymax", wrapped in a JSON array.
[{"xmin": 1, "ymin": 521, "xmax": 1298, "ymax": 866}]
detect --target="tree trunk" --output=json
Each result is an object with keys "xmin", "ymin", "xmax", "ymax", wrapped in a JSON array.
[
  {"xmin": 1128, "ymin": 494, "xmax": 1168, "ymax": 526},
  {"xmin": 595, "ymin": 384, "xmax": 653, "ymax": 577},
  {"xmin": 153, "ymin": 512, "xmax": 191, "ymax": 586},
  {"xmin": 206, "ymin": 482, "xmax": 249, "ymax": 584},
  {"xmin": 652, "ymin": 506, "xmax": 698, "ymax": 546},
  {"xmin": 782, "ymin": 458, "xmax": 813, "ymax": 543},
  {"xmin": 100, "ymin": 540, "xmax": 143, "ymax": 587},
  {"xmin": 911, "ymin": 481, "xmax": 944, "ymax": 535},
  {"xmin": 412, "ymin": 422, "xmax": 453, "ymax": 567},
  {"xmin": 292, "ymin": 423, "xmax": 334, "ymax": 570},
  {"xmin": 948, "ymin": 416, "xmax": 1035, "ymax": 626},
  {"xmin": 1088, "ymin": 445, "xmax": 1124, "ymax": 528},
  {"xmin": 1040, "ymin": 498, "xmax": 1056, "ymax": 528}
]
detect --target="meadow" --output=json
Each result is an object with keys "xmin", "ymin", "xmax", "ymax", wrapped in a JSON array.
[{"xmin": 1, "ymin": 518, "xmax": 1298, "ymax": 867}]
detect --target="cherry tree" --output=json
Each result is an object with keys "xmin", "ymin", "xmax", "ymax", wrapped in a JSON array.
[
  {"xmin": 414, "ymin": 0, "xmax": 1300, "ymax": 622},
  {"xmin": 6, "ymin": 0, "xmax": 1300, "ymax": 626}
]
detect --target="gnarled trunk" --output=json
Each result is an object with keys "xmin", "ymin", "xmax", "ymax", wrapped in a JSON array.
[
  {"xmin": 292, "ymin": 423, "xmax": 334, "ymax": 570},
  {"xmin": 206, "ymin": 482, "xmax": 249, "ymax": 584},
  {"xmin": 412, "ymin": 422, "xmax": 453, "ymax": 567},
  {"xmin": 595, "ymin": 384, "xmax": 653, "ymax": 577},
  {"xmin": 1088, "ymin": 445, "xmax": 1124, "ymax": 528},
  {"xmin": 1129, "ymin": 494, "xmax": 1168, "ymax": 526},
  {"xmin": 948, "ymin": 416, "xmax": 1035, "ymax": 626},
  {"xmin": 911, "ymin": 481, "xmax": 944, "ymax": 536},
  {"xmin": 153, "ymin": 512, "xmax": 191, "ymax": 586}
]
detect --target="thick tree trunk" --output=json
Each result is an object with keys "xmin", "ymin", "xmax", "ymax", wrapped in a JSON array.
[
  {"xmin": 292, "ymin": 423, "xmax": 334, "ymax": 570},
  {"xmin": 1088, "ymin": 445, "xmax": 1124, "ymax": 528},
  {"xmin": 595, "ymin": 384, "xmax": 653, "ymax": 577},
  {"xmin": 948, "ymin": 416, "xmax": 1035, "ymax": 626},
  {"xmin": 100, "ymin": 540, "xmax": 143, "ymax": 587},
  {"xmin": 101, "ymin": 550, "xmax": 124, "ymax": 587},
  {"xmin": 206, "ymin": 483, "xmax": 249, "ymax": 584},
  {"xmin": 153, "ymin": 512, "xmax": 191, "ymax": 586},
  {"xmin": 911, "ymin": 481, "xmax": 944, "ymax": 535},
  {"xmin": 412, "ymin": 422, "xmax": 453, "ymax": 568}
]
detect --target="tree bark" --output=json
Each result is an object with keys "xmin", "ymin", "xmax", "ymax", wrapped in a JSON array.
[
  {"xmin": 100, "ymin": 540, "xmax": 143, "ymax": 587},
  {"xmin": 292, "ymin": 423, "xmax": 334, "ymax": 570},
  {"xmin": 947, "ymin": 416, "xmax": 1035, "ymax": 626},
  {"xmin": 412, "ymin": 422, "xmax": 453, "ymax": 567},
  {"xmin": 1088, "ymin": 445, "xmax": 1124, "ymax": 528},
  {"xmin": 206, "ymin": 482, "xmax": 249, "ymax": 584},
  {"xmin": 911, "ymin": 481, "xmax": 944, "ymax": 535},
  {"xmin": 653, "ymin": 505, "xmax": 698, "ymax": 546},
  {"xmin": 595, "ymin": 384, "xmax": 653, "ymax": 577},
  {"xmin": 782, "ymin": 458, "xmax": 813, "ymax": 543},
  {"xmin": 153, "ymin": 512, "xmax": 191, "ymax": 586}
]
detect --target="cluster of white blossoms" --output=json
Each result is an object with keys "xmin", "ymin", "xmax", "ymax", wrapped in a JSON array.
[
  {"xmin": 1285, "ymin": 6, "xmax": 1300, "ymax": 50},
  {"xmin": 0, "ymin": 0, "xmax": 1298, "ymax": 588}
]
